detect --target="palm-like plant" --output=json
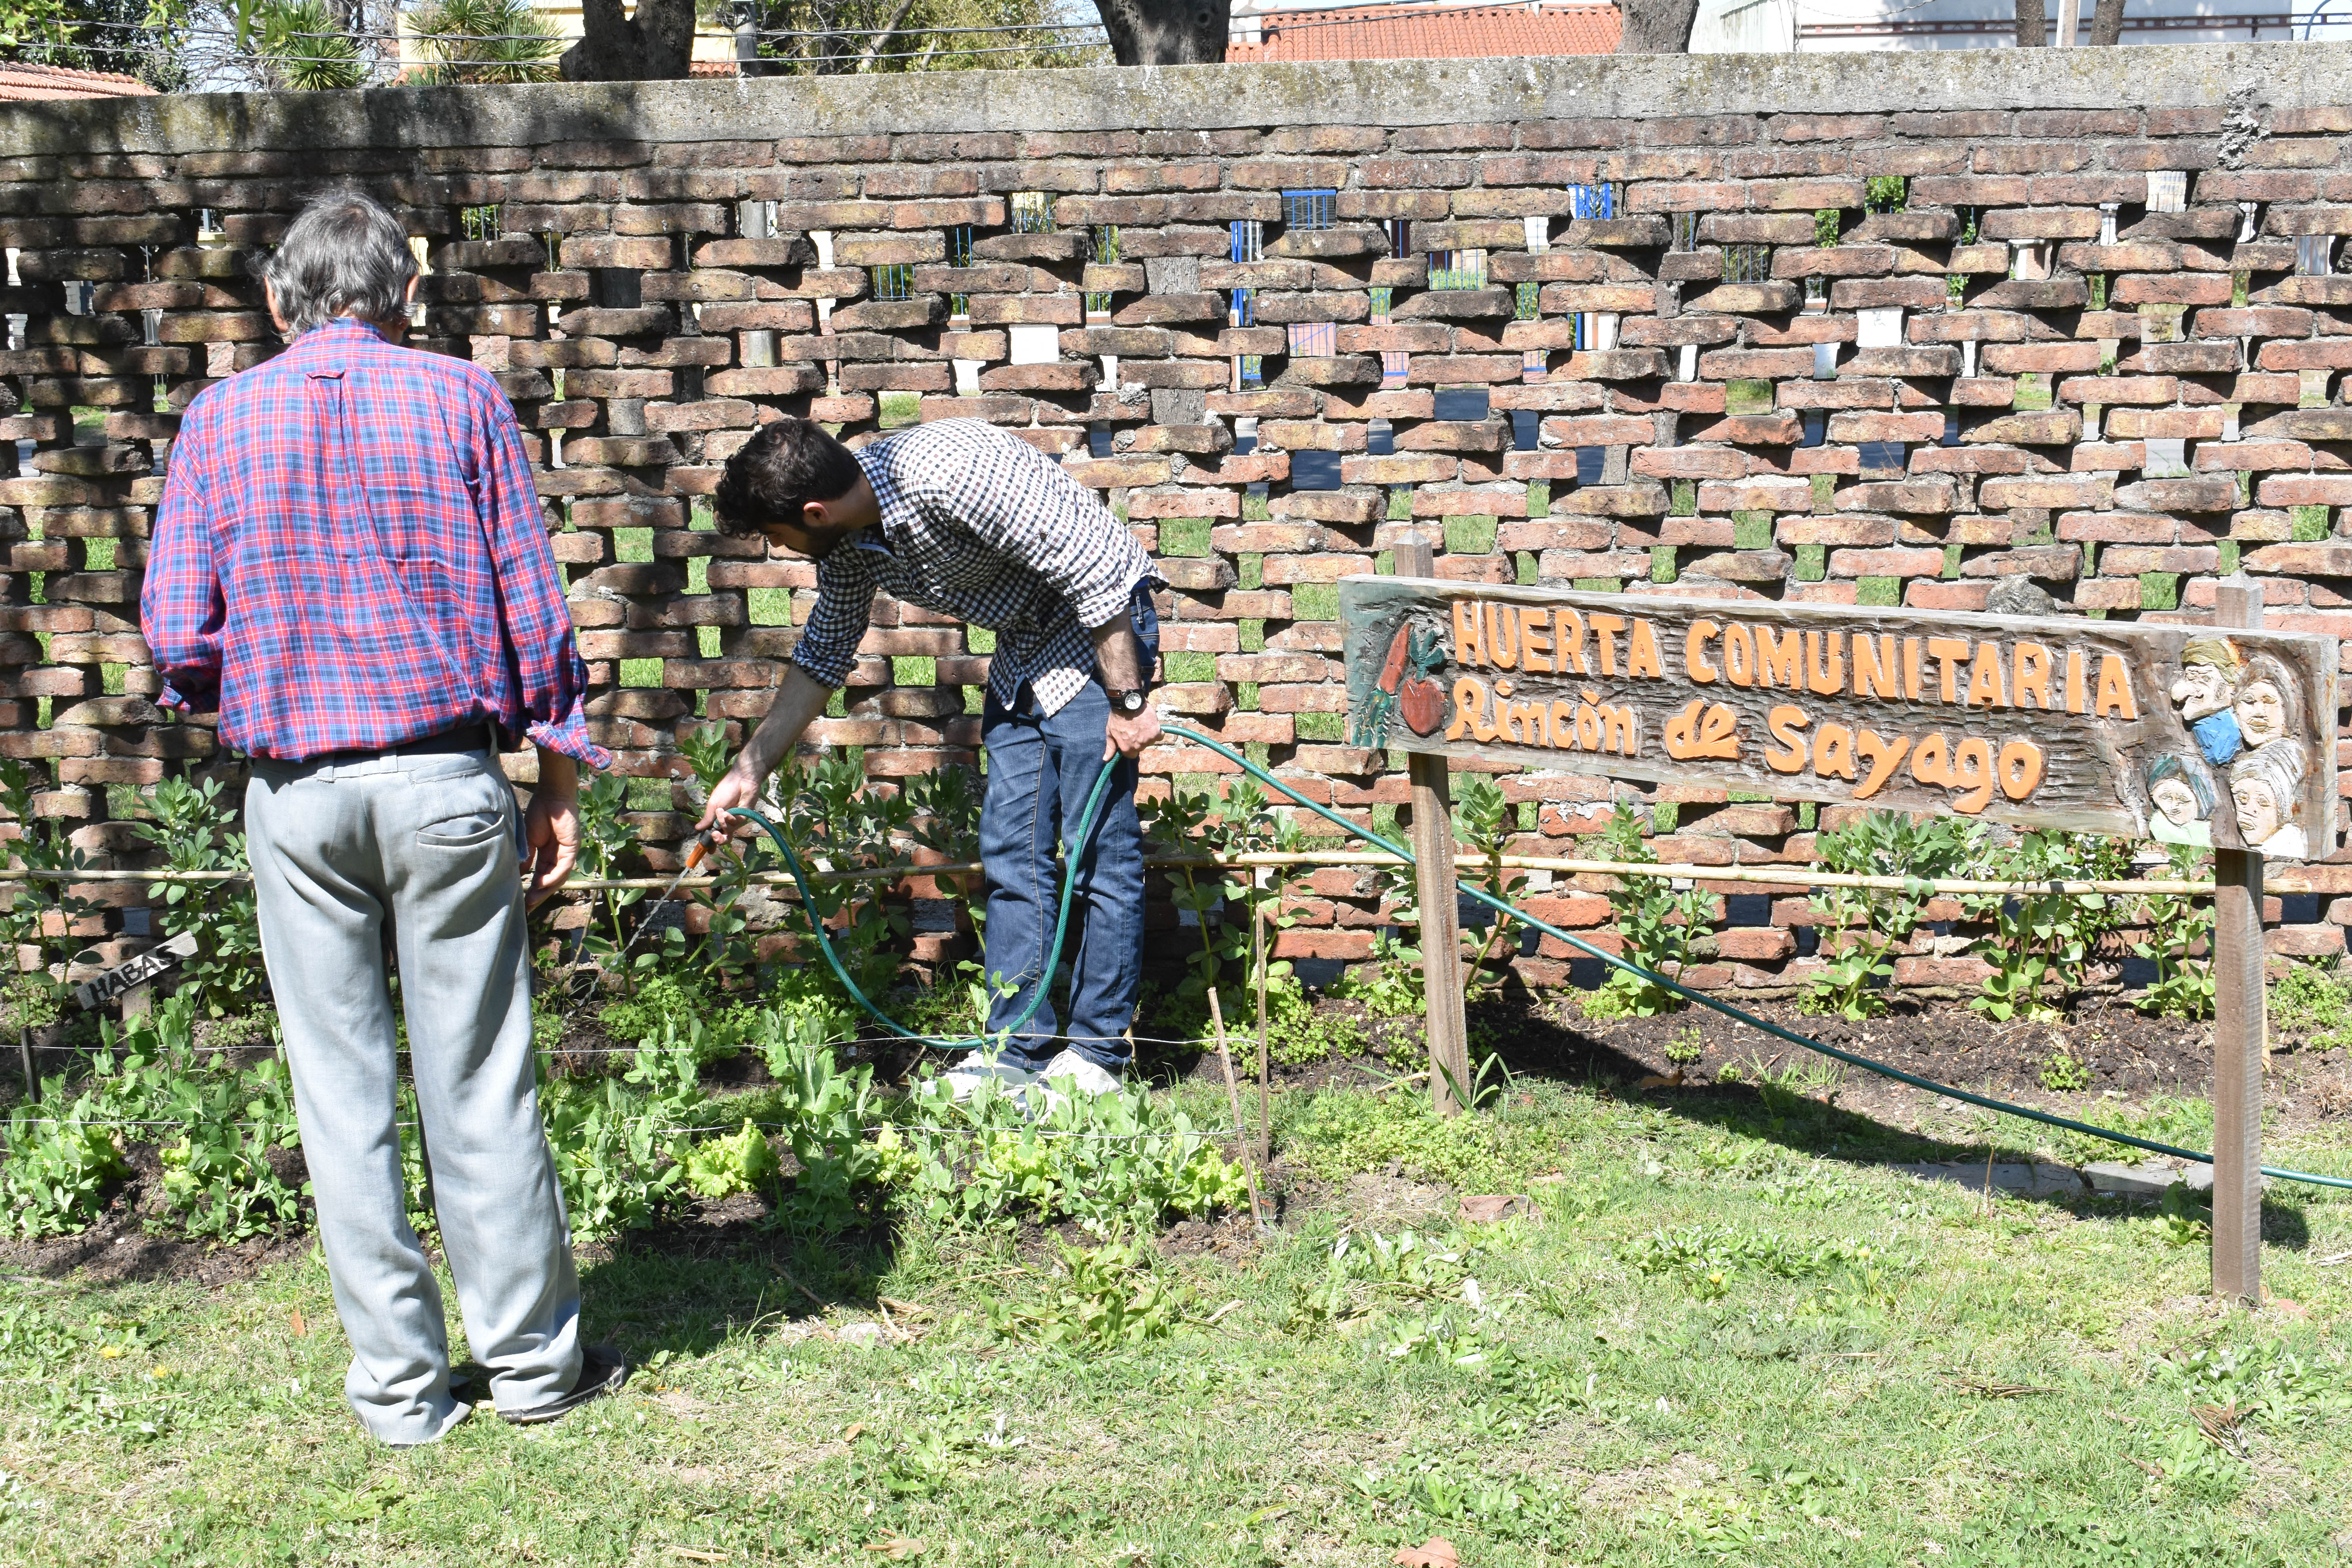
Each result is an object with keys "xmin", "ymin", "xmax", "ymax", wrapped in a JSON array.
[
  {"xmin": 254, "ymin": 0, "xmax": 367, "ymax": 91},
  {"xmin": 404, "ymin": 0, "xmax": 561, "ymax": 85}
]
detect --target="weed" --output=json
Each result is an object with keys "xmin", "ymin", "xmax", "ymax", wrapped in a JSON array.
[
  {"xmin": 0, "ymin": 1094, "xmax": 125, "ymax": 1237},
  {"xmin": 1961, "ymin": 830, "xmax": 2136, "ymax": 1020},
  {"xmin": 2271, "ymin": 957, "xmax": 2352, "ymax": 1050},
  {"xmin": 1620, "ymin": 1224, "xmax": 1904, "ymax": 1302},
  {"xmin": 1579, "ymin": 801, "xmax": 1708, "ymax": 1018},
  {"xmin": 1285, "ymin": 1226, "xmax": 1474, "ymax": 1332},
  {"xmin": 1665, "ymin": 1025, "xmax": 1704, "ymax": 1070},
  {"xmin": 0, "ymin": 757, "xmax": 99, "ymax": 1029},
  {"xmin": 1336, "ymin": 929, "xmax": 1425, "ymax": 1022},
  {"xmin": 1278, "ymin": 1085, "xmax": 1550, "ymax": 1193},
  {"xmin": 134, "ymin": 775, "xmax": 267, "ymax": 1017},
  {"xmin": 2052, "ymin": 1093, "xmax": 2214, "ymax": 1167},
  {"xmin": 1449, "ymin": 774, "xmax": 1526, "ymax": 1000},
  {"xmin": 891, "ymin": 1079, "xmax": 1246, "ymax": 1230},
  {"xmin": 987, "ymin": 1238, "xmax": 1189, "ymax": 1347},
  {"xmin": 1803, "ymin": 809, "xmax": 1977, "ymax": 1020},
  {"xmin": 2134, "ymin": 844, "xmax": 2215, "ymax": 1020},
  {"xmin": 567, "ymin": 768, "xmax": 651, "ymax": 988},
  {"xmin": 2038, "ymin": 1052, "xmax": 2092, "ymax": 1093},
  {"xmin": 1142, "ymin": 776, "xmax": 1307, "ymax": 1025}
]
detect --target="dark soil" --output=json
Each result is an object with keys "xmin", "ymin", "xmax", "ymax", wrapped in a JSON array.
[{"xmin": 13, "ymin": 989, "xmax": 2349, "ymax": 1292}]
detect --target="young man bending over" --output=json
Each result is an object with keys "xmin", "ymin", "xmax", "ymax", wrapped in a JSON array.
[{"xmin": 700, "ymin": 417, "xmax": 1162, "ymax": 1099}]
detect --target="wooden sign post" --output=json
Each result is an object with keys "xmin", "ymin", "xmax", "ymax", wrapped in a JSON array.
[
  {"xmin": 1394, "ymin": 535, "xmax": 1471, "ymax": 1117},
  {"xmin": 1341, "ymin": 575, "xmax": 2335, "ymax": 1301},
  {"xmin": 2210, "ymin": 581, "xmax": 2264, "ymax": 1307}
]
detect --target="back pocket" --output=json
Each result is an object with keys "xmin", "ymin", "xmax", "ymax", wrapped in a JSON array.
[{"xmin": 417, "ymin": 808, "xmax": 507, "ymax": 849}]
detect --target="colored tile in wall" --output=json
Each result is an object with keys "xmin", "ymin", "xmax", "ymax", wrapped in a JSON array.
[
  {"xmin": 1432, "ymin": 387, "xmax": 1490, "ymax": 421},
  {"xmin": 1292, "ymin": 451, "xmax": 1342, "ymax": 491},
  {"xmin": 1288, "ymin": 321, "xmax": 1336, "ymax": 358}
]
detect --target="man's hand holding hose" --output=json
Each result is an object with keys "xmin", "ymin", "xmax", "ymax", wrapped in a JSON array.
[{"xmin": 1090, "ymin": 611, "xmax": 1160, "ymax": 761}]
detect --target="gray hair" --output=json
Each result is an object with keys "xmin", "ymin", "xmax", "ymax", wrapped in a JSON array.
[
  {"xmin": 263, "ymin": 189, "xmax": 418, "ymax": 336},
  {"xmin": 2230, "ymin": 735, "xmax": 2309, "ymax": 828}
]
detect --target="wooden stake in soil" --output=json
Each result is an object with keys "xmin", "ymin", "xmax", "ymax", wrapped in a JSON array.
[
  {"xmin": 2210, "ymin": 581, "xmax": 2266, "ymax": 1308},
  {"xmin": 1253, "ymin": 898, "xmax": 1271, "ymax": 1167},
  {"xmin": 17, "ymin": 1025, "xmax": 30, "ymax": 1102},
  {"xmin": 1394, "ymin": 533, "xmax": 1472, "ymax": 1118},
  {"xmin": 1204, "ymin": 983, "xmax": 1268, "ymax": 1228}
]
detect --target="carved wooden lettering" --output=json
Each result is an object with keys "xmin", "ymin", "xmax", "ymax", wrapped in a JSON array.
[{"xmin": 1343, "ymin": 579, "xmax": 2339, "ymax": 858}]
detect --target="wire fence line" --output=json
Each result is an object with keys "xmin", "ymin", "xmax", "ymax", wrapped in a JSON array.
[{"xmin": 0, "ymin": 858, "xmax": 2223, "ymax": 898}]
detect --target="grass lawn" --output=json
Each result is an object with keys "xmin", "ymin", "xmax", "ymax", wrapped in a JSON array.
[{"xmin": 6, "ymin": 1065, "xmax": 2351, "ymax": 1566}]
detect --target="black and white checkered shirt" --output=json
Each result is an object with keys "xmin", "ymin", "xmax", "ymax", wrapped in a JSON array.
[{"xmin": 788, "ymin": 420, "xmax": 1159, "ymax": 715}]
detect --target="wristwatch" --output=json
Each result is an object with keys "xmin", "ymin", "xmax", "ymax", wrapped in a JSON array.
[{"xmin": 1108, "ymin": 688, "xmax": 1149, "ymax": 718}]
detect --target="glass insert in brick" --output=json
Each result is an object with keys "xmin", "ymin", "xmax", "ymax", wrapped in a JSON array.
[
  {"xmin": 1432, "ymin": 387, "xmax": 1490, "ymax": 421},
  {"xmin": 1291, "ymin": 451, "xmax": 1342, "ymax": 490}
]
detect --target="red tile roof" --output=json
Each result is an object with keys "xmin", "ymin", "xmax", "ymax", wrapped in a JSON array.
[
  {"xmin": 0, "ymin": 61, "xmax": 156, "ymax": 102},
  {"xmin": 1226, "ymin": 1, "xmax": 1620, "ymax": 62}
]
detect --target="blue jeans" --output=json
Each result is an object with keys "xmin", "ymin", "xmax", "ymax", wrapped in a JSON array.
[{"xmin": 978, "ymin": 586, "xmax": 1158, "ymax": 1070}]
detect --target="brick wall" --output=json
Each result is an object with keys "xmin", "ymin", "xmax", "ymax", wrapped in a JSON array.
[{"xmin": 8, "ymin": 45, "xmax": 2352, "ymax": 990}]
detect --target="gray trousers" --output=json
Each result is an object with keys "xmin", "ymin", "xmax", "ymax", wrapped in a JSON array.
[{"xmin": 247, "ymin": 746, "xmax": 580, "ymax": 1445}]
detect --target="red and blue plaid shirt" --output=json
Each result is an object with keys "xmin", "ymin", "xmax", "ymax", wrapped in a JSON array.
[{"xmin": 143, "ymin": 319, "xmax": 605, "ymax": 768}]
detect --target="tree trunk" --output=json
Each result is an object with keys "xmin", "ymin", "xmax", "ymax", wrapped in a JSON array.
[
  {"xmin": 2015, "ymin": 0, "xmax": 2047, "ymax": 45},
  {"xmin": 2088, "ymin": 0, "xmax": 2125, "ymax": 44},
  {"xmin": 1097, "ymin": 0, "xmax": 1232, "ymax": 66},
  {"xmin": 561, "ymin": 0, "xmax": 697, "ymax": 80},
  {"xmin": 1615, "ymin": 0, "xmax": 1702, "ymax": 52}
]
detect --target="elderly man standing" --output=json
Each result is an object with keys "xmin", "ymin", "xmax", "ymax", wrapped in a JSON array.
[{"xmin": 141, "ymin": 190, "xmax": 623, "ymax": 1446}]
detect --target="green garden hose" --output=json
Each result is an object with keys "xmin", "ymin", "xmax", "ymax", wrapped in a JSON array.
[
  {"xmin": 729, "ymin": 753, "xmax": 1122, "ymax": 1052},
  {"xmin": 722, "ymin": 721, "xmax": 2352, "ymax": 1194}
]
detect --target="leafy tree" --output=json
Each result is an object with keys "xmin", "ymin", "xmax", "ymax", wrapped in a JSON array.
[
  {"xmin": 735, "ymin": 0, "xmax": 1098, "ymax": 79},
  {"xmin": 253, "ymin": 0, "xmax": 365, "ymax": 87},
  {"xmin": 0, "ymin": 0, "xmax": 193, "ymax": 89},
  {"xmin": 406, "ymin": 0, "xmax": 558, "ymax": 82}
]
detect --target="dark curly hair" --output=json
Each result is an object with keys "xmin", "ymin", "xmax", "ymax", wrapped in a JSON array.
[{"xmin": 712, "ymin": 417, "xmax": 865, "ymax": 538}]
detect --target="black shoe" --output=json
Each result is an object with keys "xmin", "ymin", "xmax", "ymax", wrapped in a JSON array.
[{"xmin": 499, "ymin": 1345, "xmax": 628, "ymax": 1426}]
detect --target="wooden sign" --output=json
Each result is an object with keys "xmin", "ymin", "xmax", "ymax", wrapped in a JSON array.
[
  {"xmin": 1341, "ymin": 578, "xmax": 2339, "ymax": 860},
  {"xmin": 74, "ymin": 930, "xmax": 197, "ymax": 1011}
]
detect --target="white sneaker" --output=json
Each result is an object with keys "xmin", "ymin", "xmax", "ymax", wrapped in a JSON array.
[
  {"xmin": 941, "ymin": 1050, "xmax": 1040, "ymax": 1103},
  {"xmin": 1037, "ymin": 1049, "xmax": 1123, "ymax": 1098}
]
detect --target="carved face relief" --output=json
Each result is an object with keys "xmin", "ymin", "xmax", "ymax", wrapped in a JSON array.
[
  {"xmin": 2171, "ymin": 661, "xmax": 2233, "ymax": 723},
  {"xmin": 2235, "ymin": 679, "xmax": 2288, "ymax": 748},
  {"xmin": 2231, "ymin": 774, "xmax": 2284, "ymax": 846},
  {"xmin": 2151, "ymin": 776, "xmax": 2202, "ymax": 827}
]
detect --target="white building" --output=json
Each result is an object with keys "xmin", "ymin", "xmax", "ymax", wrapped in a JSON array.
[{"xmin": 1695, "ymin": 0, "xmax": 2323, "ymax": 52}]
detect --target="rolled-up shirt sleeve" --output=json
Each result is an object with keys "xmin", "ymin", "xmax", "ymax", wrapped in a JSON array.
[
  {"xmin": 948, "ymin": 430, "xmax": 1154, "ymax": 632},
  {"xmin": 473, "ymin": 383, "xmax": 610, "ymax": 770},
  {"xmin": 140, "ymin": 406, "xmax": 225, "ymax": 715},
  {"xmin": 788, "ymin": 547, "xmax": 881, "ymax": 690}
]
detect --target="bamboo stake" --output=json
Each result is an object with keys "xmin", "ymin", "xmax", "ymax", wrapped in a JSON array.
[
  {"xmin": 0, "ymin": 857, "xmax": 2219, "ymax": 899},
  {"xmin": 1204, "ymin": 982, "xmax": 1267, "ymax": 1230},
  {"xmin": 1253, "ymin": 896, "xmax": 1270, "ymax": 1168}
]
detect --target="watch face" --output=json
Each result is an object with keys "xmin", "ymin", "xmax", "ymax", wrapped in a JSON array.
[{"xmin": 1117, "ymin": 690, "xmax": 1145, "ymax": 715}]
